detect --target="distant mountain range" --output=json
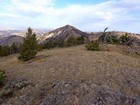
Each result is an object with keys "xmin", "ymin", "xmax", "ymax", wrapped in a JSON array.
[
  {"xmin": 0, "ymin": 29, "xmax": 49, "ymax": 37},
  {"xmin": 0, "ymin": 29, "xmax": 50, "ymax": 46},
  {"xmin": 0, "ymin": 25, "xmax": 90, "ymax": 46},
  {"xmin": 0, "ymin": 25, "xmax": 140, "ymax": 46},
  {"xmin": 0, "ymin": 35, "xmax": 23, "ymax": 46}
]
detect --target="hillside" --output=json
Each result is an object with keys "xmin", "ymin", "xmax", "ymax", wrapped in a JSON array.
[
  {"xmin": 88, "ymin": 31, "xmax": 140, "ymax": 47},
  {"xmin": 0, "ymin": 29, "xmax": 49, "ymax": 46},
  {"xmin": 38, "ymin": 25, "xmax": 89, "ymax": 43},
  {"xmin": 0, "ymin": 25, "xmax": 89, "ymax": 46},
  {"xmin": 0, "ymin": 45, "xmax": 140, "ymax": 105},
  {"xmin": 0, "ymin": 35, "xmax": 23, "ymax": 46},
  {"xmin": 0, "ymin": 29, "xmax": 49, "ymax": 38},
  {"xmin": 0, "ymin": 26, "xmax": 140, "ymax": 47}
]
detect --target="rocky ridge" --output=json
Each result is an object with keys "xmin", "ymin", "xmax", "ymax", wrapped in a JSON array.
[{"xmin": 38, "ymin": 25, "xmax": 89, "ymax": 43}]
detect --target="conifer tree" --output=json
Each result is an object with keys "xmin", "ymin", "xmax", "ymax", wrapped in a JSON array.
[
  {"xmin": 10, "ymin": 43, "xmax": 19, "ymax": 54},
  {"xmin": 18, "ymin": 28, "xmax": 38, "ymax": 61},
  {"xmin": 0, "ymin": 45, "xmax": 10, "ymax": 57},
  {"xmin": 0, "ymin": 45, "xmax": 2, "ymax": 52}
]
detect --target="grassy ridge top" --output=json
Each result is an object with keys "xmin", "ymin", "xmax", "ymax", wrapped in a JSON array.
[{"xmin": 0, "ymin": 45, "xmax": 140, "ymax": 104}]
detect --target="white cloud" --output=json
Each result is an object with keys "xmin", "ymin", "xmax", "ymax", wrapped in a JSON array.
[
  {"xmin": 0, "ymin": 13, "xmax": 27, "ymax": 19},
  {"xmin": 0, "ymin": 0, "xmax": 140, "ymax": 33},
  {"xmin": 5, "ymin": 0, "xmax": 54, "ymax": 16}
]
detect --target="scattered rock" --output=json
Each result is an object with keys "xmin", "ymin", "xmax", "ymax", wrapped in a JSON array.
[
  {"xmin": 40, "ymin": 81, "xmax": 139, "ymax": 105},
  {"xmin": 14, "ymin": 81, "xmax": 30, "ymax": 89},
  {"xmin": 136, "ymin": 97, "xmax": 140, "ymax": 105},
  {"xmin": 64, "ymin": 83, "xmax": 73, "ymax": 90}
]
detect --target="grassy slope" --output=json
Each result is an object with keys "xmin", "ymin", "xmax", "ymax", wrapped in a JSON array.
[{"xmin": 0, "ymin": 45, "xmax": 140, "ymax": 104}]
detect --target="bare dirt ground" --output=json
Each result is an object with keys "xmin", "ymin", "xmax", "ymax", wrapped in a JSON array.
[{"xmin": 0, "ymin": 45, "xmax": 140, "ymax": 105}]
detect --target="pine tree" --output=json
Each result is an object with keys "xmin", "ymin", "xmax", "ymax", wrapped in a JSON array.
[
  {"xmin": 18, "ymin": 28, "xmax": 38, "ymax": 61},
  {"xmin": 0, "ymin": 45, "xmax": 2, "ymax": 52},
  {"xmin": 10, "ymin": 43, "xmax": 19, "ymax": 54},
  {"xmin": 0, "ymin": 45, "xmax": 10, "ymax": 57}
]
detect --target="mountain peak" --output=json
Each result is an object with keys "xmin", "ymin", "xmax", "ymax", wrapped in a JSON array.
[
  {"xmin": 39, "ymin": 25, "xmax": 89, "ymax": 43},
  {"xmin": 59, "ymin": 25, "xmax": 76, "ymax": 30},
  {"xmin": 64, "ymin": 24, "xmax": 73, "ymax": 28}
]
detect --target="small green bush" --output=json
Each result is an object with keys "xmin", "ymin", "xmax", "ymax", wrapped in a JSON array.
[
  {"xmin": 66, "ymin": 36, "xmax": 77, "ymax": 46},
  {"xmin": 119, "ymin": 33, "xmax": 135, "ymax": 46},
  {"xmin": 0, "ymin": 70, "xmax": 5, "ymax": 86},
  {"xmin": 106, "ymin": 35, "xmax": 120, "ymax": 44},
  {"xmin": 43, "ymin": 41, "xmax": 57, "ymax": 49},
  {"xmin": 85, "ymin": 41, "xmax": 100, "ymax": 51},
  {"xmin": 37, "ymin": 44, "xmax": 43, "ymax": 51},
  {"xmin": 76, "ymin": 36, "xmax": 85, "ymax": 45},
  {"xmin": 43, "ymin": 36, "xmax": 85, "ymax": 49}
]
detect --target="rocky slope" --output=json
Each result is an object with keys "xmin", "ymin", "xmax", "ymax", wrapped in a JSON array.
[{"xmin": 38, "ymin": 25, "xmax": 89, "ymax": 43}]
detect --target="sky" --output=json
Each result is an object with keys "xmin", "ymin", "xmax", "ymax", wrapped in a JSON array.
[{"xmin": 0, "ymin": 0, "xmax": 140, "ymax": 33}]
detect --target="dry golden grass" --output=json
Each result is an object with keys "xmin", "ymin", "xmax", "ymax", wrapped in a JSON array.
[{"xmin": 0, "ymin": 45, "xmax": 140, "ymax": 104}]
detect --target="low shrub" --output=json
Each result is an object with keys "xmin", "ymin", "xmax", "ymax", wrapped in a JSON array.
[
  {"xmin": 66, "ymin": 36, "xmax": 77, "ymax": 46},
  {"xmin": 43, "ymin": 41, "xmax": 57, "ymax": 49},
  {"xmin": 106, "ymin": 35, "xmax": 120, "ymax": 44},
  {"xmin": 85, "ymin": 41, "xmax": 100, "ymax": 51},
  {"xmin": 0, "ymin": 70, "xmax": 5, "ymax": 86},
  {"xmin": 76, "ymin": 36, "xmax": 85, "ymax": 45},
  {"xmin": 37, "ymin": 44, "xmax": 44, "ymax": 51},
  {"xmin": 119, "ymin": 33, "xmax": 135, "ymax": 46}
]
